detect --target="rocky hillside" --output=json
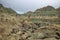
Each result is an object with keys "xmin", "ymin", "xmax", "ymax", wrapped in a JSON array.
[
  {"xmin": 23, "ymin": 6, "xmax": 60, "ymax": 24},
  {"xmin": 0, "ymin": 4, "xmax": 60, "ymax": 40}
]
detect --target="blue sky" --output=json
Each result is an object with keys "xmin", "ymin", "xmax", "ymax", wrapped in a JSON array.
[{"xmin": 0, "ymin": 0, "xmax": 60, "ymax": 13}]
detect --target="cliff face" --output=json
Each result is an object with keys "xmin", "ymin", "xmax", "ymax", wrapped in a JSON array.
[{"xmin": 0, "ymin": 4, "xmax": 60, "ymax": 40}]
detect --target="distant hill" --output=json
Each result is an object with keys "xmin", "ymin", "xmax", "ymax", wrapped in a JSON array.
[
  {"xmin": 0, "ymin": 4, "xmax": 17, "ymax": 15},
  {"xmin": 0, "ymin": 4, "xmax": 60, "ymax": 24},
  {"xmin": 35, "ymin": 6, "xmax": 55, "ymax": 11},
  {"xmin": 23, "ymin": 6, "xmax": 59, "ymax": 16},
  {"xmin": 22, "ymin": 6, "xmax": 60, "ymax": 23}
]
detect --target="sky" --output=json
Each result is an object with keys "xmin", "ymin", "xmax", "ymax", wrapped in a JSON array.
[{"xmin": 0, "ymin": 0, "xmax": 60, "ymax": 14}]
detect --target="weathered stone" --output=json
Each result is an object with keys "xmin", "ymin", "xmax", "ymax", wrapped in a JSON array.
[{"xmin": 44, "ymin": 38, "xmax": 57, "ymax": 40}]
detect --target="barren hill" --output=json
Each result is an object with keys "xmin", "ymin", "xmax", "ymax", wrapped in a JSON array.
[{"xmin": 0, "ymin": 4, "xmax": 60, "ymax": 40}]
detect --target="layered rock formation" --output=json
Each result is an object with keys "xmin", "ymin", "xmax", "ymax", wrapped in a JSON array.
[{"xmin": 0, "ymin": 4, "xmax": 60, "ymax": 40}]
